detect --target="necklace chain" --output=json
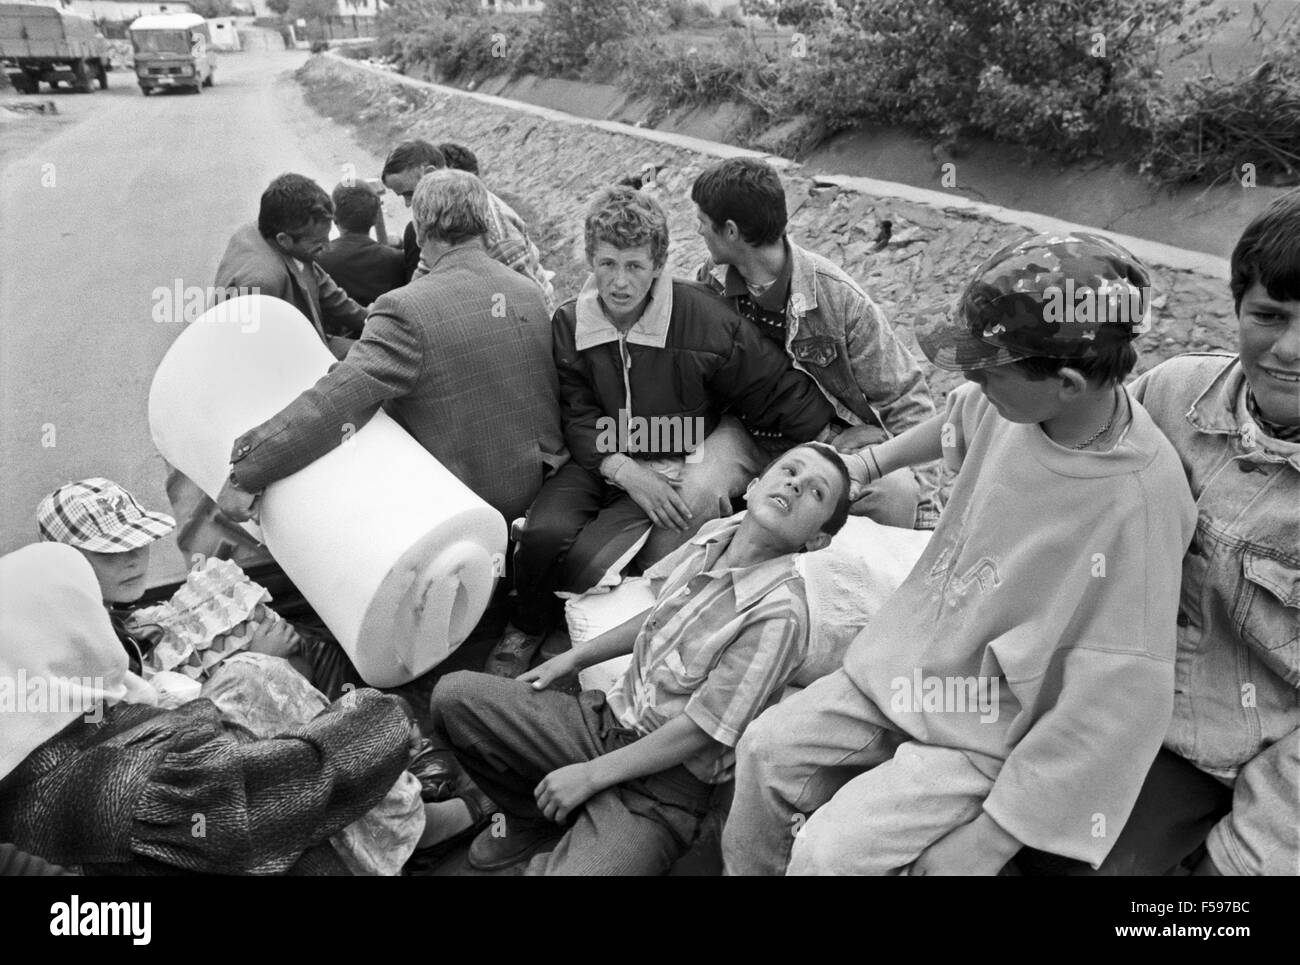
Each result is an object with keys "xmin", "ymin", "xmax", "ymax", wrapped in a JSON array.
[{"xmin": 1071, "ymin": 389, "xmax": 1123, "ymax": 450}]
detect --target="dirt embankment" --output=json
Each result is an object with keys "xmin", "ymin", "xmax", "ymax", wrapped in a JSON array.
[{"xmin": 298, "ymin": 54, "xmax": 1241, "ymax": 404}]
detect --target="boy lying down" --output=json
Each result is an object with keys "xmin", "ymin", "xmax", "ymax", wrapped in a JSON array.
[{"xmin": 428, "ymin": 442, "xmax": 851, "ymax": 875}]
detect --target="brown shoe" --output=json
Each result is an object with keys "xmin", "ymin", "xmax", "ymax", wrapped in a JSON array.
[
  {"xmin": 484, "ymin": 625, "xmax": 547, "ymax": 678},
  {"xmin": 466, "ymin": 818, "xmax": 560, "ymax": 872}
]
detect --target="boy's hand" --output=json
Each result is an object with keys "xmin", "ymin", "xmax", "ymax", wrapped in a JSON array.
[
  {"xmin": 534, "ymin": 762, "xmax": 602, "ymax": 824},
  {"xmin": 619, "ymin": 462, "xmax": 693, "ymax": 531},
  {"xmin": 909, "ymin": 812, "xmax": 1020, "ymax": 876},
  {"xmin": 246, "ymin": 615, "xmax": 302, "ymax": 658},
  {"xmin": 843, "ymin": 447, "xmax": 882, "ymax": 500},
  {"xmin": 517, "ymin": 651, "xmax": 576, "ymax": 691}
]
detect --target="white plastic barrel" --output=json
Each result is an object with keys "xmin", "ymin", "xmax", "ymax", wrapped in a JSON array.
[{"xmin": 148, "ymin": 295, "xmax": 507, "ymax": 686}]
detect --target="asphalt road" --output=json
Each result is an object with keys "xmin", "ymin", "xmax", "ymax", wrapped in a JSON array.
[{"xmin": 0, "ymin": 50, "xmax": 404, "ymax": 585}]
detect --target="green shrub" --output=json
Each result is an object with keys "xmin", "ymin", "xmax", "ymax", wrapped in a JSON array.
[
  {"xmin": 1140, "ymin": 31, "xmax": 1300, "ymax": 185},
  {"xmin": 740, "ymin": 0, "xmax": 830, "ymax": 29},
  {"xmin": 370, "ymin": 0, "xmax": 1299, "ymax": 189},
  {"xmin": 781, "ymin": 0, "xmax": 1229, "ymax": 158},
  {"xmin": 615, "ymin": 30, "xmax": 784, "ymax": 110}
]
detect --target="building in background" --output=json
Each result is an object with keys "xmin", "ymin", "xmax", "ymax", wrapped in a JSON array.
[
  {"xmin": 478, "ymin": 1, "xmax": 543, "ymax": 12},
  {"xmin": 32, "ymin": 0, "xmax": 195, "ymax": 22}
]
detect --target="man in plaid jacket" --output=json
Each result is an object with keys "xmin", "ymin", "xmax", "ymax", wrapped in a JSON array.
[{"xmin": 217, "ymin": 169, "xmax": 565, "ymax": 529}]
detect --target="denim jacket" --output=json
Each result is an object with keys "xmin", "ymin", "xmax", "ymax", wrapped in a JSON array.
[
  {"xmin": 1129, "ymin": 353, "xmax": 1300, "ymax": 876},
  {"xmin": 701, "ymin": 240, "xmax": 940, "ymax": 526}
]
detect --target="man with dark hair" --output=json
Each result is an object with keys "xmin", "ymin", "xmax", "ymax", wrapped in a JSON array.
[
  {"xmin": 382, "ymin": 139, "xmax": 554, "ymax": 307},
  {"xmin": 691, "ymin": 157, "xmax": 940, "ymax": 529},
  {"xmin": 180, "ymin": 175, "xmax": 372, "ymax": 573},
  {"xmin": 316, "ymin": 183, "xmax": 406, "ymax": 307},
  {"xmin": 437, "ymin": 142, "xmax": 480, "ymax": 175},
  {"xmin": 217, "ymin": 170, "xmax": 565, "ymax": 548},
  {"xmin": 214, "ymin": 173, "xmax": 367, "ymax": 361},
  {"xmin": 381, "ymin": 141, "xmax": 447, "ymax": 283}
]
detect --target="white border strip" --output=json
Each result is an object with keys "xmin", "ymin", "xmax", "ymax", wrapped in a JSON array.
[{"xmin": 333, "ymin": 54, "xmax": 1229, "ymax": 279}]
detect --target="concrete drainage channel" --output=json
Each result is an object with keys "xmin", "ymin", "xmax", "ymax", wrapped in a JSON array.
[
  {"xmin": 301, "ymin": 52, "xmax": 1241, "ymax": 402},
  {"xmin": 2, "ymin": 99, "xmax": 58, "ymax": 115}
]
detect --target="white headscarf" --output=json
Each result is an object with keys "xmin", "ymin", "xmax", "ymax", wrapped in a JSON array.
[{"xmin": 0, "ymin": 542, "xmax": 156, "ymax": 780}]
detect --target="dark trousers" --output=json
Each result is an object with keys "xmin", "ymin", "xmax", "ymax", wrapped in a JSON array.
[
  {"xmin": 1016, "ymin": 748, "xmax": 1234, "ymax": 875},
  {"xmin": 509, "ymin": 461, "xmax": 653, "ymax": 633},
  {"xmin": 428, "ymin": 670, "xmax": 713, "ymax": 875}
]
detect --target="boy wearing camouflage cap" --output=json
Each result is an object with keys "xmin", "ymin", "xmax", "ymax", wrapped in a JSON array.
[{"xmin": 722, "ymin": 232, "xmax": 1197, "ymax": 875}]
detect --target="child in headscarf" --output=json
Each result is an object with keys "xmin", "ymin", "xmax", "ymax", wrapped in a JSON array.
[{"xmin": 0, "ymin": 542, "xmax": 421, "ymax": 874}]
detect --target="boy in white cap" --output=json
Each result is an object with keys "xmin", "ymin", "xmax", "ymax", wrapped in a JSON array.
[{"xmin": 36, "ymin": 477, "xmax": 300, "ymax": 674}]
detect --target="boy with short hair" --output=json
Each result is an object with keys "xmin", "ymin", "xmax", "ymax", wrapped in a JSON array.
[
  {"xmin": 490, "ymin": 185, "xmax": 836, "ymax": 677},
  {"xmin": 723, "ymin": 232, "xmax": 1197, "ymax": 875},
  {"xmin": 437, "ymin": 141, "xmax": 480, "ymax": 175},
  {"xmin": 429, "ymin": 442, "xmax": 851, "ymax": 875},
  {"xmin": 381, "ymin": 139, "xmax": 553, "ymax": 306},
  {"xmin": 316, "ymin": 183, "xmax": 406, "ymax": 306},
  {"xmin": 1018, "ymin": 190, "xmax": 1300, "ymax": 876},
  {"xmin": 692, "ymin": 157, "xmax": 939, "ymax": 528}
]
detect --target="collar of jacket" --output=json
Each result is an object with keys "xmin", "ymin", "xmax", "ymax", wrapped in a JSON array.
[
  {"xmin": 574, "ymin": 271, "xmax": 673, "ymax": 351},
  {"xmin": 706, "ymin": 238, "xmax": 821, "ymax": 320},
  {"xmin": 425, "ymin": 239, "xmax": 490, "ymax": 273},
  {"xmin": 1187, "ymin": 354, "xmax": 1300, "ymax": 471},
  {"xmin": 687, "ymin": 513, "xmax": 802, "ymax": 610}
]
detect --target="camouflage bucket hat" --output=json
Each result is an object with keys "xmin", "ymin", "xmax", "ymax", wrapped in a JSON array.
[{"xmin": 917, "ymin": 231, "xmax": 1155, "ymax": 372}]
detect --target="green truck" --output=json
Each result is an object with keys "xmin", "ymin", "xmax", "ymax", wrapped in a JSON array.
[{"xmin": 0, "ymin": 3, "xmax": 110, "ymax": 94}]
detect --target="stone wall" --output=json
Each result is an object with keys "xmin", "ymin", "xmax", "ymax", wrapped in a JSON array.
[{"xmin": 297, "ymin": 54, "xmax": 1240, "ymax": 403}]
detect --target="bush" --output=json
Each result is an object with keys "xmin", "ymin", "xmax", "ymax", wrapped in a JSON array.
[
  {"xmin": 740, "ymin": 0, "xmax": 830, "ymax": 29},
  {"xmin": 537, "ymin": 0, "xmax": 664, "ymax": 76},
  {"xmin": 370, "ymin": 0, "xmax": 1298, "ymax": 188},
  {"xmin": 1140, "ymin": 25, "xmax": 1300, "ymax": 185},
  {"xmin": 615, "ymin": 30, "xmax": 783, "ymax": 111},
  {"xmin": 665, "ymin": 1, "xmax": 716, "ymax": 27},
  {"xmin": 781, "ymin": 0, "xmax": 1229, "ymax": 157}
]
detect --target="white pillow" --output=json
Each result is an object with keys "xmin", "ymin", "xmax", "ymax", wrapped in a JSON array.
[
  {"xmin": 793, "ymin": 516, "xmax": 931, "ymax": 685},
  {"xmin": 568, "ymin": 517, "xmax": 931, "ymax": 692}
]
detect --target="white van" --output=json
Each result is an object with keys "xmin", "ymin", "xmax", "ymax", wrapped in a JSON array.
[{"xmin": 129, "ymin": 13, "xmax": 215, "ymax": 95}]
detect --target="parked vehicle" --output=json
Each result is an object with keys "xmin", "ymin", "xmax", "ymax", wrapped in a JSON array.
[
  {"xmin": 0, "ymin": 3, "xmax": 110, "ymax": 94},
  {"xmin": 129, "ymin": 13, "xmax": 215, "ymax": 96}
]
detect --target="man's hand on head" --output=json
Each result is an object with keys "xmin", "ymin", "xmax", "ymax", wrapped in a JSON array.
[{"xmin": 842, "ymin": 447, "xmax": 882, "ymax": 500}]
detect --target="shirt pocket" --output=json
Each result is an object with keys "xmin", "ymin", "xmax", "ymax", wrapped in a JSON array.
[
  {"xmin": 791, "ymin": 335, "xmax": 839, "ymax": 369},
  {"xmin": 661, "ymin": 649, "xmax": 709, "ymax": 691},
  {"xmin": 1232, "ymin": 550, "xmax": 1300, "ymax": 676}
]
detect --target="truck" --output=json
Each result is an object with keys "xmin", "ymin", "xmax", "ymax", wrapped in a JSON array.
[
  {"xmin": 129, "ymin": 13, "xmax": 215, "ymax": 95},
  {"xmin": 0, "ymin": 3, "xmax": 110, "ymax": 94}
]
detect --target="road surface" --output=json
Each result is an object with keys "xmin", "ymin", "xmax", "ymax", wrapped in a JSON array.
[{"xmin": 0, "ymin": 50, "xmax": 405, "ymax": 585}]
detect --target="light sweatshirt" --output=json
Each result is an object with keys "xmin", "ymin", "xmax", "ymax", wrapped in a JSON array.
[{"xmin": 842, "ymin": 381, "xmax": 1196, "ymax": 866}]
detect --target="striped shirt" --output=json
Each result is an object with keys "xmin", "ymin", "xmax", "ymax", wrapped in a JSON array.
[{"xmin": 607, "ymin": 514, "xmax": 810, "ymax": 784}]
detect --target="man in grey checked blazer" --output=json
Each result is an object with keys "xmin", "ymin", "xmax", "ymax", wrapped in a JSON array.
[{"xmin": 217, "ymin": 169, "xmax": 566, "ymax": 527}]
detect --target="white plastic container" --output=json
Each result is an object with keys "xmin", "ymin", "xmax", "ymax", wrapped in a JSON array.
[{"xmin": 148, "ymin": 295, "xmax": 507, "ymax": 686}]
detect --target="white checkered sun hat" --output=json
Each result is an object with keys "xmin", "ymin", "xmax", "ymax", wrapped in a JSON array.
[{"xmin": 36, "ymin": 478, "xmax": 175, "ymax": 553}]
